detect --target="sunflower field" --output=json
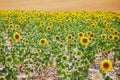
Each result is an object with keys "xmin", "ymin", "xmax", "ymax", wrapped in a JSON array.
[{"xmin": 0, "ymin": 10, "xmax": 120, "ymax": 80}]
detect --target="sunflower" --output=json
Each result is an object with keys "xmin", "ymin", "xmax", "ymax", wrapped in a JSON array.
[
  {"xmin": 2, "ymin": 62, "xmax": 6, "ymax": 66},
  {"xmin": 114, "ymin": 31, "xmax": 119, "ymax": 35},
  {"xmin": 59, "ymin": 43, "xmax": 64, "ymax": 48},
  {"xmin": 106, "ymin": 23, "xmax": 110, "ymax": 27},
  {"xmin": 55, "ymin": 35, "xmax": 60, "ymax": 40},
  {"xmin": 46, "ymin": 26, "xmax": 52, "ymax": 31},
  {"xmin": 108, "ymin": 35, "xmax": 113, "ymax": 40},
  {"xmin": 67, "ymin": 34, "xmax": 72, "ymax": 40},
  {"xmin": 6, "ymin": 56, "xmax": 13, "ymax": 62},
  {"xmin": 87, "ymin": 19, "xmax": 91, "ymax": 22},
  {"xmin": 15, "ymin": 24, "xmax": 19, "ymax": 29},
  {"xmin": 92, "ymin": 38, "xmax": 96, "ymax": 41},
  {"xmin": 48, "ymin": 22, "xmax": 53, "ymax": 26},
  {"xmin": 13, "ymin": 32, "xmax": 21, "ymax": 42},
  {"xmin": 39, "ymin": 22, "xmax": 44, "ymax": 28},
  {"xmin": 27, "ymin": 16, "xmax": 31, "ymax": 19},
  {"xmin": 103, "ymin": 21, "xmax": 107, "ymax": 25},
  {"xmin": 39, "ymin": 38, "xmax": 47, "ymax": 45},
  {"xmin": 86, "ymin": 26, "xmax": 90, "ymax": 30},
  {"xmin": 80, "ymin": 37, "xmax": 90, "ymax": 45},
  {"xmin": 8, "ymin": 37, "xmax": 12, "ymax": 42},
  {"xmin": 91, "ymin": 24, "xmax": 95, "ymax": 28},
  {"xmin": 79, "ymin": 25, "xmax": 82, "ymax": 28},
  {"xmin": 99, "ymin": 19, "xmax": 102, "ymax": 22},
  {"xmin": 90, "ymin": 33, "xmax": 94, "ymax": 37},
  {"xmin": 7, "ymin": 17, "xmax": 12, "ymax": 22},
  {"xmin": 0, "ymin": 76, "xmax": 5, "ymax": 80},
  {"xmin": 100, "ymin": 59, "xmax": 112, "ymax": 72},
  {"xmin": 58, "ymin": 21, "xmax": 62, "ymax": 25},
  {"xmin": 8, "ymin": 24, "xmax": 14, "ymax": 30},
  {"xmin": 67, "ymin": 19, "xmax": 71, "ymax": 23},
  {"xmin": 76, "ymin": 51, "xmax": 82, "ymax": 55},
  {"xmin": 113, "ymin": 35, "xmax": 119, "ymax": 41},
  {"xmin": 86, "ymin": 31, "xmax": 92, "ymax": 37},
  {"xmin": 24, "ymin": 39, "xmax": 28, "ymax": 43},
  {"xmin": 106, "ymin": 17, "xmax": 110, "ymax": 20},
  {"xmin": 78, "ymin": 32, "xmax": 84, "ymax": 38},
  {"xmin": 34, "ymin": 51, "xmax": 39, "ymax": 56},
  {"xmin": 110, "ymin": 28, "xmax": 114, "ymax": 32},
  {"xmin": 101, "ymin": 34, "xmax": 107, "ymax": 39},
  {"xmin": 105, "ymin": 28, "xmax": 109, "ymax": 32}
]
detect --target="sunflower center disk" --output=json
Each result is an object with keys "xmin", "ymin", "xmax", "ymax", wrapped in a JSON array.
[
  {"xmin": 103, "ymin": 62, "xmax": 109, "ymax": 68},
  {"xmin": 79, "ymin": 34, "xmax": 82, "ymax": 36},
  {"xmin": 83, "ymin": 38, "xmax": 88, "ymax": 43},
  {"xmin": 41, "ymin": 40, "xmax": 45, "ymax": 43},
  {"xmin": 15, "ymin": 35, "xmax": 19, "ymax": 39}
]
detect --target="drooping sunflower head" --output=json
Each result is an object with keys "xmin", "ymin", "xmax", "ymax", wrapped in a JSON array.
[
  {"xmin": 13, "ymin": 32, "xmax": 21, "ymax": 42},
  {"xmin": 39, "ymin": 38, "xmax": 47, "ymax": 45},
  {"xmin": 80, "ymin": 37, "xmax": 90, "ymax": 45},
  {"xmin": 100, "ymin": 59, "xmax": 112, "ymax": 72}
]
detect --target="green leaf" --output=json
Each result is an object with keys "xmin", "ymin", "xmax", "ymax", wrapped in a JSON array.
[
  {"xmin": 78, "ymin": 76, "xmax": 86, "ymax": 80},
  {"xmin": 105, "ymin": 76, "xmax": 112, "ymax": 80}
]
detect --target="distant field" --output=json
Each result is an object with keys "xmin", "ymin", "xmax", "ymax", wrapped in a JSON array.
[{"xmin": 0, "ymin": 0, "xmax": 120, "ymax": 12}]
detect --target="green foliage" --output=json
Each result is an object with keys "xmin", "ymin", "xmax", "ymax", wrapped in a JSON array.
[{"xmin": 0, "ymin": 10, "xmax": 120, "ymax": 79}]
